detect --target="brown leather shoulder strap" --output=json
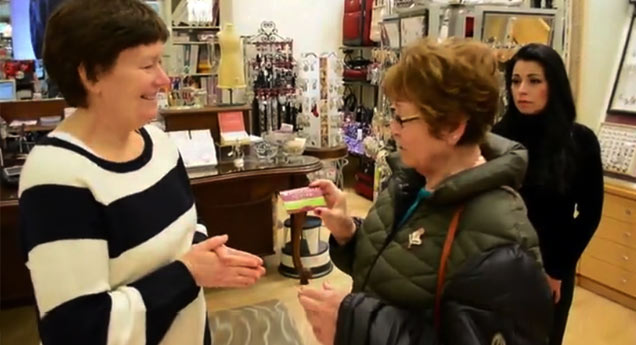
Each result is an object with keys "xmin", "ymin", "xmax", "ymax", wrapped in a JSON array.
[{"xmin": 434, "ymin": 206, "xmax": 464, "ymax": 331}]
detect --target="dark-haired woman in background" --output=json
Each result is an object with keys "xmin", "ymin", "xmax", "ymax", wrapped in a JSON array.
[{"xmin": 493, "ymin": 43, "xmax": 604, "ymax": 345}]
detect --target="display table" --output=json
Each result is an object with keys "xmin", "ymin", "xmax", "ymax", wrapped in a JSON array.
[
  {"xmin": 304, "ymin": 145, "xmax": 349, "ymax": 188},
  {"xmin": 160, "ymin": 105, "xmax": 252, "ymax": 140},
  {"xmin": 0, "ymin": 155, "xmax": 321, "ymax": 307},
  {"xmin": 304, "ymin": 145, "xmax": 348, "ymax": 160}
]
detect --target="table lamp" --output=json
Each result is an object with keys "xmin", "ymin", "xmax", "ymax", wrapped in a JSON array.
[{"xmin": 217, "ymin": 23, "xmax": 246, "ymax": 105}]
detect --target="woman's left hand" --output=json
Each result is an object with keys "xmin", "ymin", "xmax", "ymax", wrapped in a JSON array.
[{"xmin": 298, "ymin": 282, "xmax": 348, "ymax": 345}]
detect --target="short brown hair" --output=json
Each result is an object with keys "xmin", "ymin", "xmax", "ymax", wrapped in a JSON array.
[
  {"xmin": 43, "ymin": 0, "xmax": 169, "ymax": 107},
  {"xmin": 383, "ymin": 39, "xmax": 499, "ymax": 145}
]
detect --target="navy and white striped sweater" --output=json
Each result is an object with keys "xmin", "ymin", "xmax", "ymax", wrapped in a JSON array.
[{"xmin": 19, "ymin": 125, "xmax": 211, "ymax": 345}]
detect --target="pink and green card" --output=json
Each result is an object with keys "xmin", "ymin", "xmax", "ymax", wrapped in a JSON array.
[{"xmin": 279, "ymin": 187, "xmax": 327, "ymax": 214}]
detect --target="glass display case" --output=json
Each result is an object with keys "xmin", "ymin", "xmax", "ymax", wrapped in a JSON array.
[
  {"xmin": 608, "ymin": 14, "xmax": 636, "ymax": 115},
  {"xmin": 473, "ymin": 6, "xmax": 564, "ymax": 59}
]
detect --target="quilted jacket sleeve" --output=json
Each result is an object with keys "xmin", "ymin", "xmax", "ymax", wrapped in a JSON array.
[
  {"xmin": 335, "ymin": 293, "xmax": 437, "ymax": 345},
  {"xmin": 329, "ymin": 217, "xmax": 364, "ymax": 276}
]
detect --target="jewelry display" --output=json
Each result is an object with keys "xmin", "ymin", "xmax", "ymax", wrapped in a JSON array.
[
  {"xmin": 297, "ymin": 52, "xmax": 345, "ymax": 148},
  {"xmin": 244, "ymin": 21, "xmax": 300, "ymax": 136},
  {"xmin": 597, "ymin": 123, "xmax": 636, "ymax": 176},
  {"xmin": 473, "ymin": 7, "xmax": 563, "ymax": 54},
  {"xmin": 227, "ymin": 139, "xmax": 245, "ymax": 169}
]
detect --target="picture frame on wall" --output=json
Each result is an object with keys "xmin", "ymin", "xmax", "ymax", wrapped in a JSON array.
[
  {"xmin": 608, "ymin": 15, "xmax": 636, "ymax": 115},
  {"xmin": 144, "ymin": 1, "xmax": 164, "ymax": 19},
  {"xmin": 382, "ymin": 17, "xmax": 401, "ymax": 50},
  {"xmin": 400, "ymin": 14, "xmax": 427, "ymax": 49}
]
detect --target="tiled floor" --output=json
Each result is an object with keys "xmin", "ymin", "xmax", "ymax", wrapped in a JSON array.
[{"xmin": 1, "ymin": 190, "xmax": 635, "ymax": 345}]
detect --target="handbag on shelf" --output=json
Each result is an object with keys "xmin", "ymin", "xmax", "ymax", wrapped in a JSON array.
[
  {"xmin": 343, "ymin": 0, "xmax": 376, "ymax": 46},
  {"xmin": 412, "ymin": 0, "xmax": 523, "ymax": 5},
  {"xmin": 343, "ymin": 54, "xmax": 372, "ymax": 81},
  {"xmin": 369, "ymin": 0, "xmax": 386, "ymax": 43}
]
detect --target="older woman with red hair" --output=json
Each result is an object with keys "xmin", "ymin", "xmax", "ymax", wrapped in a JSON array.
[{"xmin": 299, "ymin": 39, "xmax": 553, "ymax": 345}]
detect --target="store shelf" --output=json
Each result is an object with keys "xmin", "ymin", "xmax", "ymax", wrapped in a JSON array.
[
  {"xmin": 173, "ymin": 41, "xmax": 216, "ymax": 45},
  {"xmin": 169, "ymin": 73, "xmax": 216, "ymax": 77},
  {"xmin": 340, "ymin": 46, "xmax": 378, "ymax": 51},
  {"xmin": 160, "ymin": 104, "xmax": 251, "ymax": 116},
  {"xmin": 172, "ymin": 26, "xmax": 220, "ymax": 30},
  {"xmin": 7, "ymin": 123, "xmax": 56, "ymax": 133},
  {"xmin": 343, "ymin": 79, "xmax": 377, "ymax": 86}
]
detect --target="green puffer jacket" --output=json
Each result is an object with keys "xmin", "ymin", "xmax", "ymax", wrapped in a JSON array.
[{"xmin": 330, "ymin": 133, "xmax": 542, "ymax": 309}]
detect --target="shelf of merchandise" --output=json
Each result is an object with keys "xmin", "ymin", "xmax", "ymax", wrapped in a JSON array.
[
  {"xmin": 340, "ymin": 46, "xmax": 378, "ymax": 51},
  {"xmin": 172, "ymin": 26, "xmax": 220, "ymax": 30},
  {"xmin": 160, "ymin": 104, "xmax": 251, "ymax": 116},
  {"xmin": 343, "ymin": 79, "xmax": 378, "ymax": 86},
  {"xmin": 168, "ymin": 72, "xmax": 216, "ymax": 78},
  {"xmin": 160, "ymin": 0, "xmax": 221, "ymax": 86},
  {"xmin": 7, "ymin": 124, "xmax": 56, "ymax": 133},
  {"xmin": 173, "ymin": 41, "xmax": 216, "ymax": 45}
]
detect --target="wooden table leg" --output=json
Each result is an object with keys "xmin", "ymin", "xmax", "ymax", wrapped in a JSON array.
[{"xmin": 290, "ymin": 211, "xmax": 312, "ymax": 284}]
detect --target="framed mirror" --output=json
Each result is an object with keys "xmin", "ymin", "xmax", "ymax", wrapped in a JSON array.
[{"xmin": 608, "ymin": 15, "xmax": 636, "ymax": 115}]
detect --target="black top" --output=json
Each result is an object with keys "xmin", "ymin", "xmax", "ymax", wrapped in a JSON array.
[{"xmin": 493, "ymin": 116, "xmax": 604, "ymax": 279}]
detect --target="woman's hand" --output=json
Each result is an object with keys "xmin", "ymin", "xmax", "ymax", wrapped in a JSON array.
[
  {"xmin": 546, "ymin": 274, "xmax": 562, "ymax": 303},
  {"xmin": 310, "ymin": 180, "xmax": 356, "ymax": 245},
  {"xmin": 298, "ymin": 282, "xmax": 348, "ymax": 345},
  {"xmin": 179, "ymin": 235, "xmax": 266, "ymax": 288}
]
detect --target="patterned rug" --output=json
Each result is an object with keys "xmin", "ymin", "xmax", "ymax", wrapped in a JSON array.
[{"xmin": 208, "ymin": 299, "xmax": 304, "ymax": 345}]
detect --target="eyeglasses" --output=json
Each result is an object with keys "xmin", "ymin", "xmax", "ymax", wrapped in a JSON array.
[
  {"xmin": 390, "ymin": 107, "xmax": 421, "ymax": 127},
  {"xmin": 393, "ymin": 115, "xmax": 421, "ymax": 126}
]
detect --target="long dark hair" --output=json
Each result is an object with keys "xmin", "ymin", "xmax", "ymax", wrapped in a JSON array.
[{"xmin": 494, "ymin": 44, "xmax": 577, "ymax": 194}]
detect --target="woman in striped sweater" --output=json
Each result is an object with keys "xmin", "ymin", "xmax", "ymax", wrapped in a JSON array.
[{"xmin": 19, "ymin": 1, "xmax": 265, "ymax": 344}]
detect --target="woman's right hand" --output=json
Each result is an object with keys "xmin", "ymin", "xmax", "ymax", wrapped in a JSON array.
[
  {"xmin": 179, "ymin": 235, "xmax": 266, "ymax": 288},
  {"xmin": 310, "ymin": 180, "xmax": 356, "ymax": 246},
  {"xmin": 546, "ymin": 274, "xmax": 562, "ymax": 303}
]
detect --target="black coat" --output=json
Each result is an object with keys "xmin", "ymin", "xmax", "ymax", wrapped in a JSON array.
[
  {"xmin": 335, "ymin": 244, "xmax": 553, "ymax": 345},
  {"xmin": 492, "ymin": 120, "xmax": 604, "ymax": 279}
]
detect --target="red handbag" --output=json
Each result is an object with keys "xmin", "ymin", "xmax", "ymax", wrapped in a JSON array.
[
  {"xmin": 354, "ymin": 171, "xmax": 374, "ymax": 200},
  {"xmin": 343, "ymin": 54, "xmax": 371, "ymax": 81},
  {"xmin": 343, "ymin": 0, "xmax": 375, "ymax": 46},
  {"xmin": 343, "ymin": 68, "xmax": 368, "ymax": 81}
]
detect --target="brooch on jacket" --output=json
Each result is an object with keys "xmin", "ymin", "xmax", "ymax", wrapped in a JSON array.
[{"xmin": 408, "ymin": 228, "xmax": 426, "ymax": 248}]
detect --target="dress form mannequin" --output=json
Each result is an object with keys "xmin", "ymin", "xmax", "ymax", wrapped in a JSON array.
[{"xmin": 218, "ymin": 23, "xmax": 246, "ymax": 89}]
